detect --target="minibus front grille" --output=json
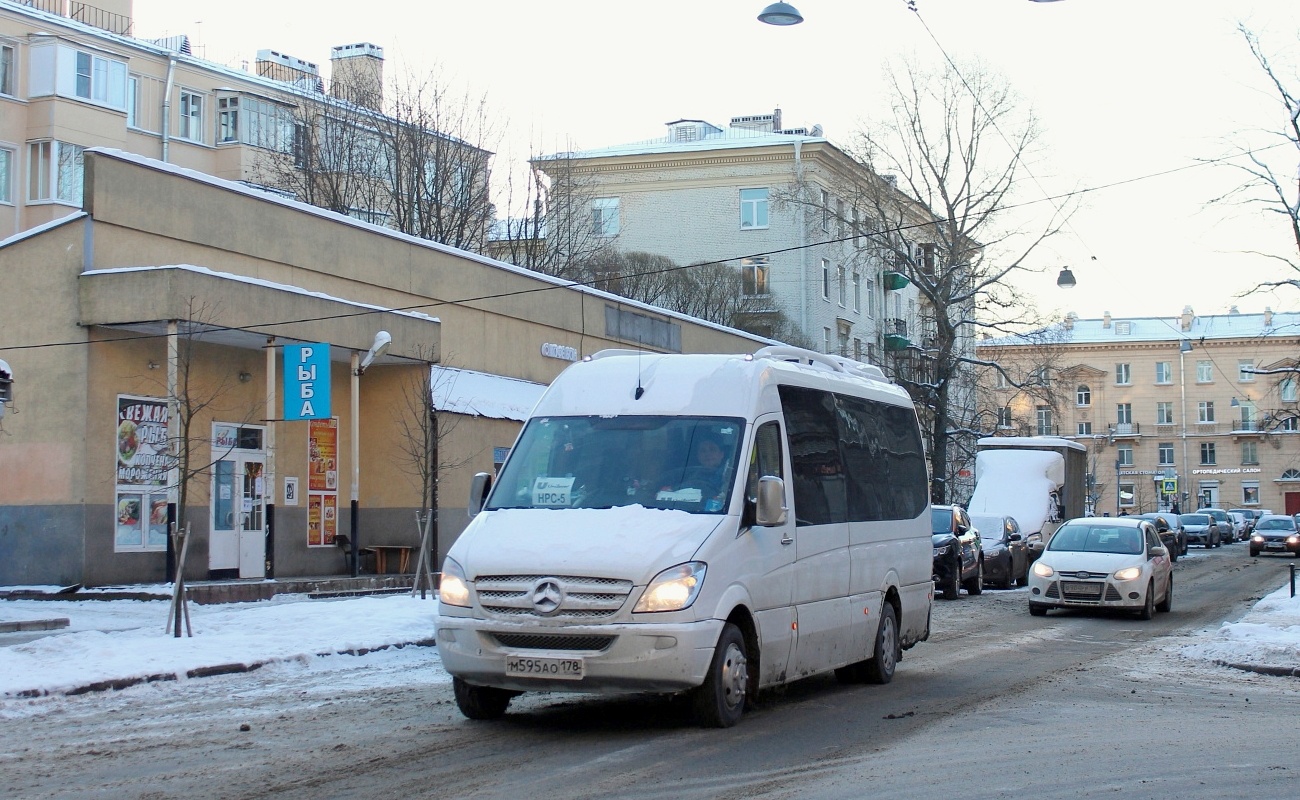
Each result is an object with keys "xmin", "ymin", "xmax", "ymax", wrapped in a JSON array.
[
  {"xmin": 491, "ymin": 633, "xmax": 616, "ymax": 652},
  {"xmin": 474, "ymin": 574, "xmax": 634, "ymax": 619}
]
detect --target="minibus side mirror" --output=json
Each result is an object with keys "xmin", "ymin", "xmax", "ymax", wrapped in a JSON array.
[
  {"xmin": 468, "ymin": 472, "xmax": 493, "ymax": 519},
  {"xmin": 755, "ymin": 476, "xmax": 787, "ymax": 527}
]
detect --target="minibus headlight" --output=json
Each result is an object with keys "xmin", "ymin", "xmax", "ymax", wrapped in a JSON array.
[
  {"xmin": 634, "ymin": 562, "xmax": 707, "ymax": 613},
  {"xmin": 439, "ymin": 557, "xmax": 471, "ymax": 607}
]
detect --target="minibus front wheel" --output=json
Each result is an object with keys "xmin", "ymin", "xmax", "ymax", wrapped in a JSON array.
[
  {"xmin": 453, "ymin": 677, "xmax": 515, "ymax": 720},
  {"xmin": 692, "ymin": 623, "xmax": 748, "ymax": 728}
]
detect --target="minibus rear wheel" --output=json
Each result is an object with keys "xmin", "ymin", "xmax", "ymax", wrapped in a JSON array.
[
  {"xmin": 692, "ymin": 623, "xmax": 748, "ymax": 728},
  {"xmin": 453, "ymin": 677, "xmax": 514, "ymax": 720}
]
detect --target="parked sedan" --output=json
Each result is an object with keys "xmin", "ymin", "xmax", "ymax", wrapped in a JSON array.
[
  {"xmin": 970, "ymin": 513, "xmax": 1031, "ymax": 589},
  {"xmin": 1028, "ymin": 518, "xmax": 1173, "ymax": 619},
  {"xmin": 932, "ymin": 505, "xmax": 983, "ymax": 600},
  {"xmin": 1201, "ymin": 508, "xmax": 1236, "ymax": 543},
  {"xmin": 1249, "ymin": 515, "xmax": 1300, "ymax": 558},
  {"xmin": 1229, "ymin": 509, "xmax": 1257, "ymax": 536},
  {"xmin": 1180, "ymin": 513, "xmax": 1221, "ymax": 548}
]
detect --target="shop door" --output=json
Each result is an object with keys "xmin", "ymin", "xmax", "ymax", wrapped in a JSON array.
[
  {"xmin": 1286, "ymin": 492, "xmax": 1300, "ymax": 517},
  {"xmin": 210, "ymin": 455, "xmax": 266, "ymax": 578}
]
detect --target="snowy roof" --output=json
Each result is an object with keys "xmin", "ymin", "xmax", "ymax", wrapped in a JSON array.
[
  {"xmin": 430, "ymin": 366, "xmax": 546, "ymax": 421},
  {"xmin": 981, "ymin": 310, "xmax": 1300, "ymax": 347},
  {"xmin": 546, "ymin": 127, "xmax": 828, "ymax": 161}
]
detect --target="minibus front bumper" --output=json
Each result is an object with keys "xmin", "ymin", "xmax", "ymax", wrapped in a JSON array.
[{"xmin": 434, "ymin": 615, "xmax": 726, "ymax": 694}]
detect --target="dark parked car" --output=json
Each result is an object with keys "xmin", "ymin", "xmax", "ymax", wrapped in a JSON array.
[
  {"xmin": 1249, "ymin": 515, "xmax": 1300, "ymax": 557},
  {"xmin": 1134, "ymin": 512, "xmax": 1187, "ymax": 560},
  {"xmin": 1180, "ymin": 513, "xmax": 1221, "ymax": 548},
  {"xmin": 932, "ymin": 505, "xmax": 983, "ymax": 600},
  {"xmin": 970, "ymin": 513, "xmax": 1031, "ymax": 589},
  {"xmin": 1200, "ymin": 508, "xmax": 1236, "ymax": 543}
]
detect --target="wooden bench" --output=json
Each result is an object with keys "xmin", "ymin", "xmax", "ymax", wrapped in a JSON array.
[{"xmin": 359, "ymin": 545, "xmax": 413, "ymax": 575}]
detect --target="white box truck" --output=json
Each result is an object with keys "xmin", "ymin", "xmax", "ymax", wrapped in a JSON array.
[{"xmin": 434, "ymin": 346, "xmax": 934, "ymax": 727}]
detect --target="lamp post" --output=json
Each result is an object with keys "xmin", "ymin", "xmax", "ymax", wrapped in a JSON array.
[{"xmin": 349, "ymin": 331, "xmax": 392, "ymax": 577}]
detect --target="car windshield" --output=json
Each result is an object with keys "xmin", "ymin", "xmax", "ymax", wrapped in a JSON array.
[
  {"xmin": 1181, "ymin": 514, "xmax": 1210, "ymax": 526},
  {"xmin": 931, "ymin": 508, "xmax": 954, "ymax": 535},
  {"xmin": 1046, "ymin": 524, "xmax": 1145, "ymax": 555},
  {"xmin": 1255, "ymin": 518, "xmax": 1296, "ymax": 531},
  {"xmin": 486, "ymin": 415, "xmax": 744, "ymax": 514},
  {"xmin": 969, "ymin": 516, "xmax": 1004, "ymax": 540}
]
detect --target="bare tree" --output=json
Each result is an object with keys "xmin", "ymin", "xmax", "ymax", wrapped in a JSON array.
[
  {"xmin": 250, "ymin": 68, "xmax": 497, "ymax": 251},
  {"xmin": 1213, "ymin": 25, "xmax": 1300, "ymax": 293},
  {"xmin": 808, "ymin": 58, "xmax": 1071, "ymax": 502}
]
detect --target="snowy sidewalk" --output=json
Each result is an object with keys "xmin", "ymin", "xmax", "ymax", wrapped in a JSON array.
[
  {"xmin": 3, "ymin": 579, "xmax": 1300, "ymax": 700},
  {"xmin": 0, "ymin": 592, "xmax": 438, "ymax": 697}
]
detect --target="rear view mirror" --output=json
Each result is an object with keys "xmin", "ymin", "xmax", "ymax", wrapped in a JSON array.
[
  {"xmin": 1008, "ymin": 533, "xmax": 1023, "ymax": 542},
  {"xmin": 468, "ymin": 472, "xmax": 493, "ymax": 519},
  {"xmin": 755, "ymin": 476, "xmax": 787, "ymax": 526}
]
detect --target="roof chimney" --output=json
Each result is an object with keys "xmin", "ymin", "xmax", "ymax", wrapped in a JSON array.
[
  {"xmin": 1265, "ymin": 306, "xmax": 1273, "ymax": 327},
  {"xmin": 1062, "ymin": 311, "xmax": 1077, "ymax": 331},
  {"xmin": 1102, "ymin": 311, "xmax": 1111, "ymax": 329},
  {"xmin": 255, "ymin": 49, "xmax": 323, "ymax": 92},
  {"xmin": 330, "ymin": 43, "xmax": 385, "ymax": 111},
  {"xmin": 1180, "ymin": 305, "xmax": 1194, "ymax": 332}
]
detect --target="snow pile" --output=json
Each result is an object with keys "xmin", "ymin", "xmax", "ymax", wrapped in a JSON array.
[
  {"xmin": 967, "ymin": 449, "xmax": 1064, "ymax": 534},
  {"xmin": 0, "ymin": 594, "xmax": 438, "ymax": 697},
  {"xmin": 1182, "ymin": 583, "xmax": 1300, "ymax": 669}
]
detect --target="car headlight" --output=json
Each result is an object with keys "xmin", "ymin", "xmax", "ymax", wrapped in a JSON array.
[
  {"xmin": 1032, "ymin": 561, "xmax": 1054, "ymax": 578},
  {"xmin": 1251, "ymin": 535, "xmax": 1263, "ymax": 543},
  {"xmin": 1113, "ymin": 566, "xmax": 1142, "ymax": 581},
  {"xmin": 634, "ymin": 562, "xmax": 706, "ymax": 613},
  {"xmin": 933, "ymin": 545, "xmax": 951, "ymax": 556},
  {"xmin": 438, "ymin": 557, "xmax": 471, "ymax": 607},
  {"xmin": 1289, "ymin": 535, "xmax": 1300, "ymax": 545}
]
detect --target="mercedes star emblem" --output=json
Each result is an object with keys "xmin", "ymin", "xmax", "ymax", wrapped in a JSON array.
[{"xmin": 532, "ymin": 579, "xmax": 564, "ymax": 616}]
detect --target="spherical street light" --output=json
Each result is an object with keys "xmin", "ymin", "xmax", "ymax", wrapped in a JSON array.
[{"xmin": 758, "ymin": 2, "xmax": 804, "ymax": 26}]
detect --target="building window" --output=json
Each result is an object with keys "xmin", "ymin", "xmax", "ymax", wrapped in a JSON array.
[
  {"xmin": 837, "ymin": 265, "xmax": 847, "ymax": 307},
  {"xmin": 218, "ymin": 96, "xmax": 238, "ymax": 143},
  {"xmin": 1, "ymin": 44, "xmax": 14, "ymax": 97},
  {"xmin": 1119, "ymin": 482, "xmax": 1136, "ymax": 508},
  {"xmin": 1196, "ymin": 360, "xmax": 1213, "ymax": 383},
  {"xmin": 179, "ymin": 90, "xmax": 204, "ymax": 143},
  {"xmin": 998, "ymin": 408, "xmax": 1013, "ymax": 429},
  {"xmin": 1076, "ymin": 385, "xmax": 1091, "ymax": 406},
  {"xmin": 740, "ymin": 188, "xmax": 768, "ymax": 229},
  {"xmin": 1117, "ymin": 403, "xmax": 1132, "ymax": 425},
  {"xmin": 741, "ymin": 257, "xmax": 770, "ymax": 297},
  {"xmin": 1117, "ymin": 444, "xmax": 1134, "ymax": 467},
  {"xmin": 852, "ymin": 207, "xmax": 860, "ymax": 244},
  {"xmin": 1115, "ymin": 321, "xmax": 1132, "ymax": 335},
  {"xmin": 1158, "ymin": 442, "xmax": 1174, "ymax": 465},
  {"xmin": 1115, "ymin": 363, "xmax": 1131, "ymax": 385},
  {"xmin": 1281, "ymin": 377, "xmax": 1297, "ymax": 403},
  {"xmin": 1241, "ymin": 440, "xmax": 1258, "ymax": 465},
  {"xmin": 1077, "ymin": 422, "xmax": 1092, "ymax": 436},
  {"xmin": 591, "ymin": 197, "xmax": 620, "ymax": 236},
  {"xmin": 0, "ymin": 147, "xmax": 11, "ymax": 204},
  {"xmin": 1242, "ymin": 482, "xmax": 1260, "ymax": 505},
  {"xmin": 27, "ymin": 140, "xmax": 84, "ymax": 204},
  {"xmin": 126, "ymin": 75, "xmax": 138, "ymax": 127},
  {"xmin": 823, "ymin": 327, "xmax": 832, "ymax": 354},
  {"xmin": 1239, "ymin": 400, "xmax": 1257, "ymax": 430},
  {"xmin": 1239, "ymin": 360, "xmax": 1255, "ymax": 382},
  {"xmin": 1157, "ymin": 401, "xmax": 1174, "ymax": 425},
  {"xmin": 1198, "ymin": 401, "xmax": 1215, "ymax": 423},
  {"xmin": 1200, "ymin": 442, "xmax": 1216, "ymax": 465},
  {"xmin": 865, "ymin": 279, "xmax": 875, "ymax": 317},
  {"xmin": 836, "ymin": 198, "xmax": 846, "ymax": 237},
  {"xmin": 1282, "ymin": 416, "xmax": 1299, "ymax": 432},
  {"xmin": 1155, "ymin": 361, "xmax": 1172, "ymax": 384},
  {"xmin": 1036, "ymin": 406, "xmax": 1053, "ymax": 436},
  {"xmin": 1032, "ymin": 366, "xmax": 1051, "ymax": 387},
  {"xmin": 821, "ymin": 259, "xmax": 830, "ymax": 299},
  {"xmin": 72, "ymin": 49, "xmax": 127, "ymax": 108},
  {"xmin": 853, "ymin": 338, "xmax": 863, "ymax": 361},
  {"xmin": 820, "ymin": 190, "xmax": 830, "ymax": 233},
  {"xmin": 852, "ymin": 272, "xmax": 861, "ymax": 312},
  {"xmin": 995, "ymin": 371, "xmax": 1008, "ymax": 389}
]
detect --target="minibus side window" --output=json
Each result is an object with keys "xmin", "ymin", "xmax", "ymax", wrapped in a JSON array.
[{"xmin": 778, "ymin": 385, "xmax": 848, "ymax": 526}]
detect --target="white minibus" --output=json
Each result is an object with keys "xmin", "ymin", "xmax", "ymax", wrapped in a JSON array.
[{"xmin": 435, "ymin": 346, "xmax": 933, "ymax": 727}]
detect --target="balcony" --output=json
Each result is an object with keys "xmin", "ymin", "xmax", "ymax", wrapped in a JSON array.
[
  {"xmin": 21, "ymin": 0, "xmax": 133, "ymax": 35},
  {"xmin": 883, "ymin": 271, "xmax": 910, "ymax": 291},
  {"xmin": 1109, "ymin": 422, "xmax": 1141, "ymax": 439},
  {"xmin": 1232, "ymin": 418, "xmax": 1263, "ymax": 438},
  {"xmin": 883, "ymin": 318, "xmax": 910, "ymax": 351}
]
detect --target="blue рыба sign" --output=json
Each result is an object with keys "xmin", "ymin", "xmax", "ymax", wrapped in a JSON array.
[{"xmin": 283, "ymin": 343, "xmax": 331, "ymax": 421}]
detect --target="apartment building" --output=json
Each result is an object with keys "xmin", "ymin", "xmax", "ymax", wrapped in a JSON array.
[
  {"xmin": 977, "ymin": 306, "xmax": 1300, "ymax": 516},
  {"xmin": 0, "ymin": 0, "xmax": 489, "ymax": 243}
]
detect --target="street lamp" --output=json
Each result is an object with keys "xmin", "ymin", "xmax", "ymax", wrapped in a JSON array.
[
  {"xmin": 349, "ymin": 330, "xmax": 392, "ymax": 576},
  {"xmin": 757, "ymin": 2, "xmax": 803, "ymax": 25},
  {"xmin": 1056, "ymin": 267, "xmax": 1077, "ymax": 289}
]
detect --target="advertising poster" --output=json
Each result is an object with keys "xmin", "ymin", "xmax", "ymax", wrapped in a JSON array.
[
  {"xmin": 116, "ymin": 395, "xmax": 171, "ymax": 550},
  {"xmin": 308, "ymin": 494, "xmax": 323, "ymax": 546},
  {"xmin": 307, "ymin": 493, "xmax": 338, "ymax": 547},
  {"xmin": 321, "ymin": 493, "xmax": 337, "ymax": 545},
  {"xmin": 308, "ymin": 418, "xmax": 338, "ymax": 493}
]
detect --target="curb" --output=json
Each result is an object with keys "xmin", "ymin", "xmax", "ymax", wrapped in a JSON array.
[
  {"xmin": 0, "ymin": 618, "xmax": 70, "ymax": 633},
  {"xmin": 9, "ymin": 637, "xmax": 438, "ymax": 699},
  {"xmin": 1218, "ymin": 660, "xmax": 1300, "ymax": 678}
]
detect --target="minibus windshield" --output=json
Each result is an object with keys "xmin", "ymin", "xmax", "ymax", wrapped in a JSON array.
[{"xmin": 486, "ymin": 415, "xmax": 745, "ymax": 513}]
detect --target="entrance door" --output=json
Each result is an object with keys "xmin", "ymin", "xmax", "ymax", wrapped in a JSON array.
[
  {"xmin": 1286, "ymin": 492, "xmax": 1300, "ymax": 517},
  {"xmin": 210, "ymin": 452, "xmax": 266, "ymax": 579}
]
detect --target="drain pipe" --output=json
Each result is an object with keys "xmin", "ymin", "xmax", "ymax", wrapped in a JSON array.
[
  {"xmin": 161, "ymin": 56, "xmax": 177, "ymax": 162},
  {"xmin": 795, "ymin": 140, "xmax": 806, "ymax": 336}
]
